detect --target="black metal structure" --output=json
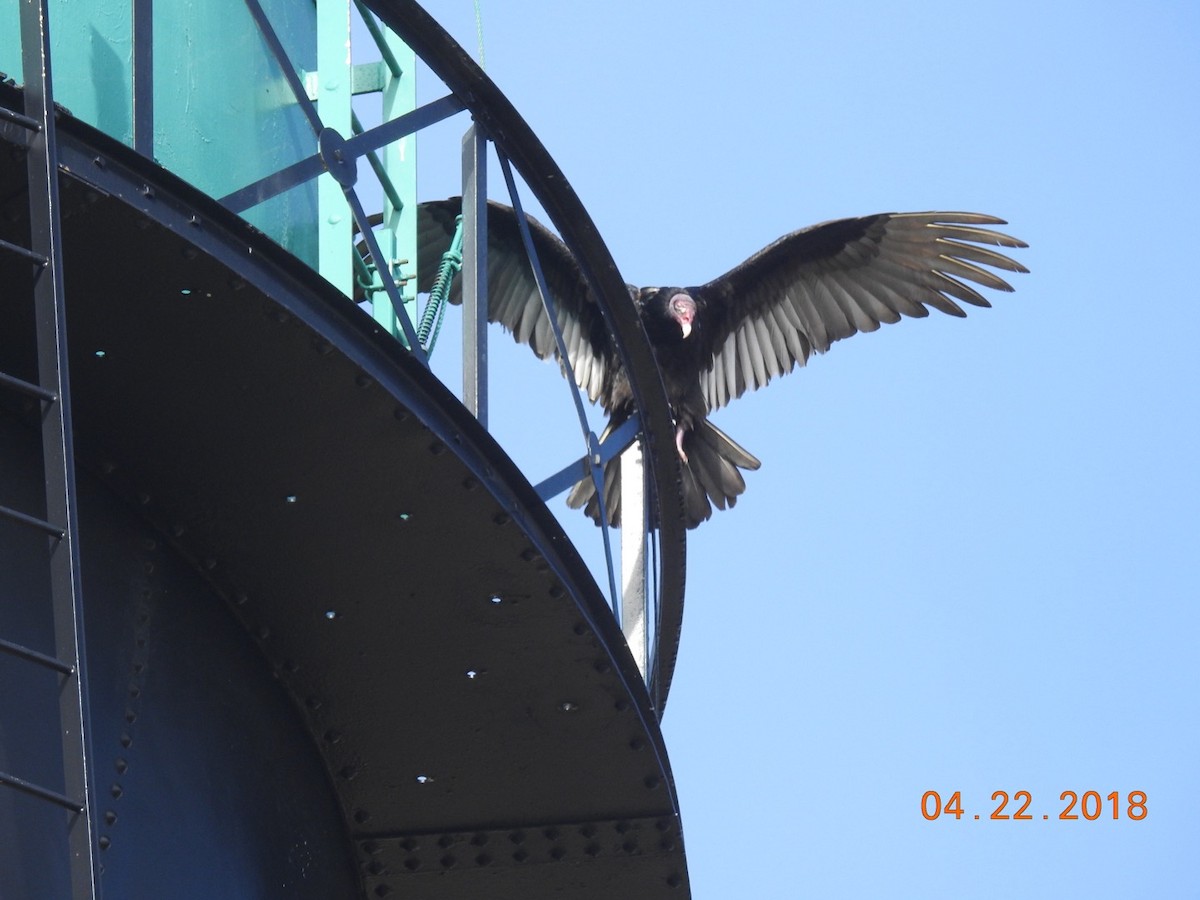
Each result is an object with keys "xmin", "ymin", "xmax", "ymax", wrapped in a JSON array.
[{"xmin": 0, "ymin": 1, "xmax": 691, "ymax": 898}]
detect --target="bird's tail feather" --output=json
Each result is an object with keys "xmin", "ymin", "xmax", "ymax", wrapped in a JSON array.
[{"xmin": 565, "ymin": 418, "xmax": 759, "ymax": 529}]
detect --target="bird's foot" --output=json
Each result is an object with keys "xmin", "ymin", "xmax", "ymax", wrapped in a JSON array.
[{"xmin": 675, "ymin": 425, "xmax": 689, "ymax": 464}]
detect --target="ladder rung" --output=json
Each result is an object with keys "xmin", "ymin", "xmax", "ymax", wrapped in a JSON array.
[
  {"xmin": 0, "ymin": 636, "xmax": 73, "ymax": 675},
  {"xmin": 0, "ymin": 105, "xmax": 41, "ymax": 132},
  {"xmin": 0, "ymin": 369, "xmax": 56, "ymax": 402},
  {"xmin": 0, "ymin": 770, "xmax": 83, "ymax": 813},
  {"xmin": 0, "ymin": 503, "xmax": 64, "ymax": 538},
  {"xmin": 0, "ymin": 235, "xmax": 48, "ymax": 265}
]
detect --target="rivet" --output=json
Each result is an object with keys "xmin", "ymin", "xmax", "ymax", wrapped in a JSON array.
[
  {"xmin": 98, "ymin": 836, "xmax": 111, "ymax": 850},
  {"xmin": 509, "ymin": 830, "xmax": 525, "ymax": 845},
  {"xmin": 339, "ymin": 765, "xmax": 358, "ymax": 780},
  {"xmin": 374, "ymin": 885, "xmax": 394, "ymax": 897},
  {"xmin": 470, "ymin": 833, "xmax": 488, "ymax": 847},
  {"xmin": 659, "ymin": 835, "xmax": 677, "ymax": 851},
  {"xmin": 550, "ymin": 845, "xmax": 566, "ymax": 860},
  {"xmin": 492, "ymin": 512, "xmax": 510, "ymax": 526},
  {"xmin": 428, "ymin": 441, "xmax": 446, "ymax": 455},
  {"xmin": 615, "ymin": 821, "xmax": 630, "ymax": 834},
  {"xmin": 629, "ymin": 737, "xmax": 645, "ymax": 751},
  {"xmin": 644, "ymin": 775, "xmax": 661, "ymax": 790},
  {"xmin": 559, "ymin": 701, "xmax": 579, "ymax": 713},
  {"xmin": 172, "ymin": 523, "xmax": 185, "ymax": 537},
  {"xmin": 548, "ymin": 585, "xmax": 564, "ymax": 599},
  {"xmin": 393, "ymin": 407, "xmax": 410, "ymax": 422},
  {"xmin": 284, "ymin": 659, "xmax": 299, "ymax": 673},
  {"xmin": 353, "ymin": 809, "xmax": 371, "ymax": 824},
  {"xmin": 355, "ymin": 374, "xmax": 373, "ymax": 388},
  {"xmin": 512, "ymin": 849, "xmax": 528, "ymax": 863},
  {"xmin": 573, "ymin": 622, "xmax": 588, "ymax": 636},
  {"xmin": 614, "ymin": 698, "xmax": 630, "ymax": 712},
  {"xmin": 323, "ymin": 729, "xmax": 342, "ymax": 744},
  {"xmin": 361, "ymin": 840, "xmax": 381, "ymax": 855},
  {"xmin": 622, "ymin": 839, "xmax": 638, "ymax": 853},
  {"xmin": 440, "ymin": 855, "xmax": 456, "ymax": 869},
  {"xmin": 437, "ymin": 835, "xmax": 454, "ymax": 849},
  {"xmin": 400, "ymin": 838, "xmax": 418, "ymax": 852},
  {"xmin": 305, "ymin": 696, "xmax": 322, "ymax": 710},
  {"xmin": 110, "ymin": 784, "xmax": 123, "ymax": 799},
  {"xmin": 593, "ymin": 659, "xmax": 611, "ymax": 674},
  {"xmin": 119, "ymin": 733, "xmax": 132, "ymax": 749},
  {"xmin": 104, "ymin": 811, "xmax": 117, "ymax": 826},
  {"xmin": 257, "ymin": 626, "xmax": 271, "ymax": 640},
  {"xmin": 203, "ymin": 558, "xmax": 217, "ymax": 571},
  {"xmin": 579, "ymin": 824, "xmax": 596, "ymax": 838},
  {"xmin": 475, "ymin": 853, "xmax": 491, "ymax": 867},
  {"xmin": 462, "ymin": 476, "xmax": 478, "ymax": 491},
  {"xmin": 584, "ymin": 842, "xmax": 600, "ymax": 857},
  {"xmin": 114, "ymin": 758, "xmax": 128, "ymax": 774},
  {"xmin": 666, "ymin": 872, "xmax": 683, "ymax": 888},
  {"xmin": 366, "ymin": 860, "xmax": 385, "ymax": 876},
  {"xmin": 402, "ymin": 858, "xmax": 419, "ymax": 872},
  {"xmin": 140, "ymin": 184, "xmax": 154, "ymax": 199},
  {"xmin": 181, "ymin": 246, "xmax": 198, "ymax": 260}
]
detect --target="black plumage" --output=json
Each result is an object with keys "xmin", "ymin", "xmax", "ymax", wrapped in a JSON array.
[{"xmin": 417, "ymin": 199, "xmax": 1027, "ymax": 528}]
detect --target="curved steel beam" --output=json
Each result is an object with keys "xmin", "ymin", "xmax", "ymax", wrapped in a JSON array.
[{"xmin": 364, "ymin": 0, "xmax": 688, "ymax": 711}]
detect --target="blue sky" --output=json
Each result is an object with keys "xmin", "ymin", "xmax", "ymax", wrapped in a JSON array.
[{"xmin": 401, "ymin": 2, "xmax": 1199, "ymax": 897}]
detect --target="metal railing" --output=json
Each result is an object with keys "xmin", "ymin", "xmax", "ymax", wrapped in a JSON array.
[{"xmin": 4, "ymin": 0, "xmax": 687, "ymax": 711}]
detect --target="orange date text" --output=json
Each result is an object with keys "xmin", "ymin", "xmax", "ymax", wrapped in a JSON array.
[{"xmin": 921, "ymin": 790, "xmax": 1147, "ymax": 821}]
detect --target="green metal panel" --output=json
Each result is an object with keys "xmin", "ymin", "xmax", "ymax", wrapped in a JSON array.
[
  {"xmin": 1, "ymin": 1, "xmax": 421, "ymax": 317},
  {"xmin": 0, "ymin": 1, "xmax": 132, "ymax": 143},
  {"xmin": 316, "ymin": 0, "xmax": 353, "ymax": 295},
  {"xmin": 153, "ymin": 0, "xmax": 319, "ymax": 265},
  {"xmin": 0, "ymin": 0, "xmax": 319, "ymax": 265}
]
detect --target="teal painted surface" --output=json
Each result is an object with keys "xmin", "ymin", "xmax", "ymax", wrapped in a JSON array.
[
  {"xmin": 1, "ymin": 1, "xmax": 422, "ymax": 294},
  {"xmin": 316, "ymin": 0, "xmax": 353, "ymax": 296},
  {"xmin": 153, "ymin": 0, "xmax": 319, "ymax": 265},
  {"xmin": 1, "ymin": 0, "xmax": 318, "ymax": 265},
  {"xmin": 0, "ymin": 0, "xmax": 133, "ymax": 143}
]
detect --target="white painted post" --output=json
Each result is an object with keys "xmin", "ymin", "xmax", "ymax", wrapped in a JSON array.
[{"xmin": 620, "ymin": 441, "xmax": 648, "ymax": 679}]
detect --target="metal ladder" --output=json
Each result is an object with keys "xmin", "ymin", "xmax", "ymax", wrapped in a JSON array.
[{"xmin": 0, "ymin": 2, "xmax": 100, "ymax": 898}]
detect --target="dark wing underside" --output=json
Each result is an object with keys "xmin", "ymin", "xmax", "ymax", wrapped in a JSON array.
[
  {"xmin": 417, "ymin": 198, "xmax": 614, "ymax": 403},
  {"xmin": 696, "ymin": 212, "xmax": 1028, "ymax": 410}
]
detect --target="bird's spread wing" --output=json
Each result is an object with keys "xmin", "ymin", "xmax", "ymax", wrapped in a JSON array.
[
  {"xmin": 417, "ymin": 198, "xmax": 613, "ymax": 403},
  {"xmin": 696, "ymin": 212, "xmax": 1028, "ymax": 410}
]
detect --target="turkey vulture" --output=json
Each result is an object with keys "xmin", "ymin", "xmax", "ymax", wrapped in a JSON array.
[{"xmin": 416, "ymin": 199, "xmax": 1027, "ymax": 528}]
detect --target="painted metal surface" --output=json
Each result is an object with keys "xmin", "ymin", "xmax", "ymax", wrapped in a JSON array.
[
  {"xmin": 0, "ymin": 82, "xmax": 691, "ymax": 896},
  {"xmin": 0, "ymin": 0, "xmax": 321, "ymax": 263}
]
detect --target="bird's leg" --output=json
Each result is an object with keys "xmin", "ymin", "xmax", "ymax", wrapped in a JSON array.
[{"xmin": 675, "ymin": 424, "xmax": 689, "ymax": 464}]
